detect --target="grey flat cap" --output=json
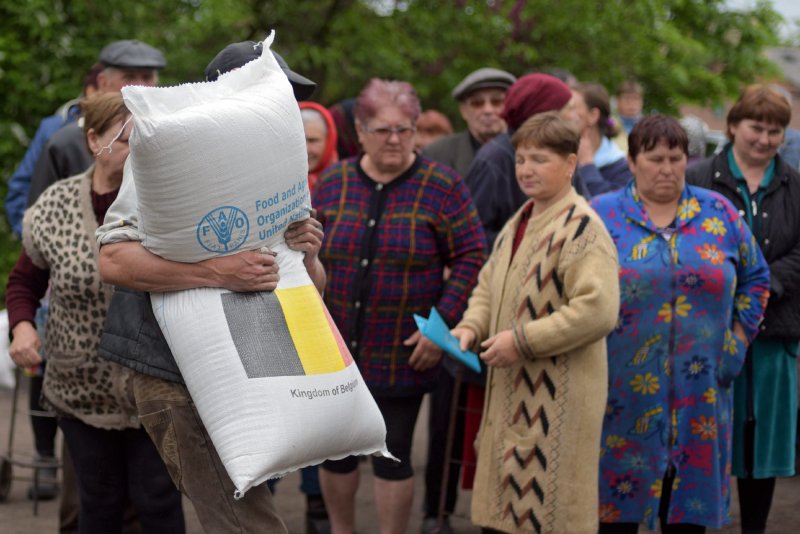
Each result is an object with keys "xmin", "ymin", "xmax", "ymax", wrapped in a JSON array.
[
  {"xmin": 99, "ymin": 40, "xmax": 166, "ymax": 69},
  {"xmin": 452, "ymin": 68, "xmax": 516, "ymax": 101}
]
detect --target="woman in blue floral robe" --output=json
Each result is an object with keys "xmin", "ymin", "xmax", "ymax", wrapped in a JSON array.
[{"xmin": 591, "ymin": 116, "xmax": 770, "ymax": 533}]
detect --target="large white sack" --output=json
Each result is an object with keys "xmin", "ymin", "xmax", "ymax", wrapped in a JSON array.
[
  {"xmin": 123, "ymin": 33, "xmax": 391, "ymax": 497},
  {"xmin": 151, "ymin": 244, "xmax": 389, "ymax": 496},
  {"xmin": 122, "ymin": 32, "xmax": 309, "ymax": 263}
]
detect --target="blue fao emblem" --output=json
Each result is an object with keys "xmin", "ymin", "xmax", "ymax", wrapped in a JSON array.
[{"xmin": 197, "ymin": 206, "xmax": 249, "ymax": 253}]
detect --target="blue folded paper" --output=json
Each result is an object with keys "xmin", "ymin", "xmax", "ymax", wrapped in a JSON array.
[{"xmin": 413, "ymin": 307, "xmax": 482, "ymax": 373}]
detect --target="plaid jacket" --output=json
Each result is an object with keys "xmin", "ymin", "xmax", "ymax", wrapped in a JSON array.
[{"xmin": 315, "ymin": 155, "xmax": 486, "ymax": 395}]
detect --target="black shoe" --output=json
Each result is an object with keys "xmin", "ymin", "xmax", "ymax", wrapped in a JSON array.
[
  {"xmin": 306, "ymin": 495, "xmax": 330, "ymax": 534},
  {"xmin": 27, "ymin": 460, "xmax": 58, "ymax": 501}
]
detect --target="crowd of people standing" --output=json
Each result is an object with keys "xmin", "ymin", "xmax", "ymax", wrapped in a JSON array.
[{"xmin": 4, "ymin": 34, "xmax": 798, "ymax": 534}]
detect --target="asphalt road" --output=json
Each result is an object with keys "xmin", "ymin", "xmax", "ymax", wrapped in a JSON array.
[{"xmin": 1, "ymin": 378, "xmax": 798, "ymax": 533}]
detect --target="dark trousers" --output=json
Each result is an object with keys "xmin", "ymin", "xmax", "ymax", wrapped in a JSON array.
[
  {"xmin": 737, "ymin": 477, "xmax": 776, "ymax": 532},
  {"xmin": 58, "ymin": 417, "xmax": 185, "ymax": 534},
  {"xmin": 424, "ymin": 369, "xmax": 467, "ymax": 517},
  {"xmin": 28, "ymin": 373, "xmax": 57, "ymax": 457},
  {"xmin": 599, "ymin": 467, "xmax": 706, "ymax": 534},
  {"xmin": 323, "ymin": 394, "xmax": 424, "ymax": 480}
]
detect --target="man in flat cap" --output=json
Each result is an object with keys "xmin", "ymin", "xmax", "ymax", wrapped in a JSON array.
[
  {"xmin": 25, "ymin": 39, "xmax": 166, "ymax": 205},
  {"xmin": 465, "ymin": 72, "xmax": 575, "ymax": 246},
  {"xmin": 423, "ymin": 68, "xmax": 516, "ymax": 179},
  {"xmin": 95, "ymin": 41, "xmax": 322, "ymax": 534}
]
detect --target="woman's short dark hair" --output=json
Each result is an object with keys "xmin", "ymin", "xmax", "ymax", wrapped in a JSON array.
[
  {"xmin": 726, "ymin": 84, "xmax": 791, "ymax": 140},
  {"xmin": 511, "ymin": 111, "xmax": 579, "ymax": 156},
  {"xmin": 574, "ymin": 82, "xmax": 620, "ymax": 138},
  {"xmin": 628, "ymin": 115, "xmax": 688, "ymax": 160}
]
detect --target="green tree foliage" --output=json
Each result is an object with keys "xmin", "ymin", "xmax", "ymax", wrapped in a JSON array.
[{"xmin": 0, "ymin": 0, "xmax": 783, "ymax": 300}]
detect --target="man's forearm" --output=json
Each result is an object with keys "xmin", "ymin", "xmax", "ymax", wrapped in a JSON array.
[
  {"xmin": 99, "ymin": 241, "xmax": 221, "ymax": 292},
  {"xmin": 100, "ymin": 241, "xmax": 282, "ymax": 293}
]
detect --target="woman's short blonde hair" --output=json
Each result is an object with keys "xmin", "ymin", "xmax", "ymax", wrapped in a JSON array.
[{"xmin": 511, "ymin": 111, "xmax": 579, "ymax": 156}]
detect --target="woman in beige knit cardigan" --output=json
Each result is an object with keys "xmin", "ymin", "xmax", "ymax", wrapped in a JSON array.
[{"xmin": 453, "ymin": 112, "xmax": 620, "ymax": 533}]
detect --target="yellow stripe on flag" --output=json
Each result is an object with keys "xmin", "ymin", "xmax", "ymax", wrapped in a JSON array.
[{"xmin": 275, "ymin": 285, "xmax": 346, "ymax": 375}]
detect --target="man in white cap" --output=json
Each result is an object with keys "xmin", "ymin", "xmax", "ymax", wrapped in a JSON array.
[
  {"xmin": 423, "ymin": 67, "xmax": 516, "ymax": 178},
  {"xmin": 26, "ymin": 39, "xmax": 166, "ymax": 205}
]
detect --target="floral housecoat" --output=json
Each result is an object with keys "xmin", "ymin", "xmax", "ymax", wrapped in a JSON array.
[{"xmin": 591, "ymin": 183, "xmax": 769, "ymax": 529}]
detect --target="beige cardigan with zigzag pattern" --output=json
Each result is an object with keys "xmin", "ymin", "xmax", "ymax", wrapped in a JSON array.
[{"xmin": 458, "ymin": 188, "xmax": 619, "ymax": 533}]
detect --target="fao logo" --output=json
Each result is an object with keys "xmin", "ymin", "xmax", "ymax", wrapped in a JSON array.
[{"xmin": 197, "ymin": 206, "xmax": 250, "ymax": 253}]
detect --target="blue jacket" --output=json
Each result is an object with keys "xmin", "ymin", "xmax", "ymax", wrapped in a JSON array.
[
  {"xmin": 778, "ymin": 127, "xmax": 800, "ymax": 171},
  {"xmin": 464, "ymin": 133, "xmax": 526, "ymax": 248},
  {"xmin": 4, "ymin": 101, "xmax": 80, "ymax": 236},
  {"xmin": 577, "ymin": 157, "xmax": 634, "ymax": 197}
]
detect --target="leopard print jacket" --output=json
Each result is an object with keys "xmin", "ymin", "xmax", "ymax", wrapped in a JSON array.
[{"xmin": 23, "ymin": 168, "xmax": 139, "ymax": 430}]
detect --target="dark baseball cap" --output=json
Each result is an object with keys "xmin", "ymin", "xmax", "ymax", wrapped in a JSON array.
[
  {"xmin": 451, "ymin": 68, "xmax": 516, "ymax": 101},
  {"xmin": 99, "ymin": 40, "xmax": 167, "ymax": 69},
  {"xmin": 204, "ymin": 41, "xmax": 316, "ymax": 101}
]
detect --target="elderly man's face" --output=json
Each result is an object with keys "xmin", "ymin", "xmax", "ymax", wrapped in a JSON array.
[
  {"xmin": 98, "ymin": 67, "xmax": 158, "ymax": 92},
  {"xmin": 459, "ymin": 88, "xmax": 507, "ymax": 144}
]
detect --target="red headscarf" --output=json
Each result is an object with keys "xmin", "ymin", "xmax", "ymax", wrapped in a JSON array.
[
  {"xmin": 500, "ymin": 73, "xmax": 572, "ymax": 131},
  {"xmin": 299, "ymin": 101, "xmax": 338, "ymax": 194}
]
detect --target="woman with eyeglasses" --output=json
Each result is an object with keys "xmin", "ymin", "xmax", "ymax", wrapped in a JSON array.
[
  {"xmin": 313, "ymin": 78, "xmax": 487, "ymax": 534},
  {"xmin": 5, "ymin": 92, "xmax": 184, "ymax": 532},
  {"xmin": 591, "ymin": 115, "xmax": 770, "ymax": 534}
]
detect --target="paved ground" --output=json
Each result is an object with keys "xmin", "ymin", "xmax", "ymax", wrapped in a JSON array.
[{"xmin": 1, "ymin": 378, "xmax": 798, "ymax": 533}]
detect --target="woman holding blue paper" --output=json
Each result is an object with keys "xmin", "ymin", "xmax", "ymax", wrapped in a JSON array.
[{"xmin": 452, "ymin": 111, "xmax": 620, "ymax": 533}]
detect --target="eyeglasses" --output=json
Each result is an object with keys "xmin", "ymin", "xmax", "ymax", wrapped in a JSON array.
[
  {"xmin": 95, "ymin": 115, "xmax": 133, "ymax": 156},
  {"xmin": 466, "ymin": 95, "xmax": 505, "ymax": 109},
  {"xmin": 361, "ymin": 124, "xmax": 416, "ymax": 139}
]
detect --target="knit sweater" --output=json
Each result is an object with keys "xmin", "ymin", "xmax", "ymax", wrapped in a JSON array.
[
  {"xmin": 21, "ymin": 169, "xmax": 138, "ymax": 429},
  {"xmin": 458, "ymin": 188, "xmax": 619, "ymax": 533}
]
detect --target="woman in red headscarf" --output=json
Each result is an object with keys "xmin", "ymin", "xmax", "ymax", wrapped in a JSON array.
[{"xmin": 300, "ymin": 101, "xmax": 338, "ymax": 194}]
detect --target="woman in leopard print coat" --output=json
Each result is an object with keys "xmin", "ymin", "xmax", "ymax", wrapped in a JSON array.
[{"xmin": 6, "ymin": 92, "xmax": 183, "ymax": 532}]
